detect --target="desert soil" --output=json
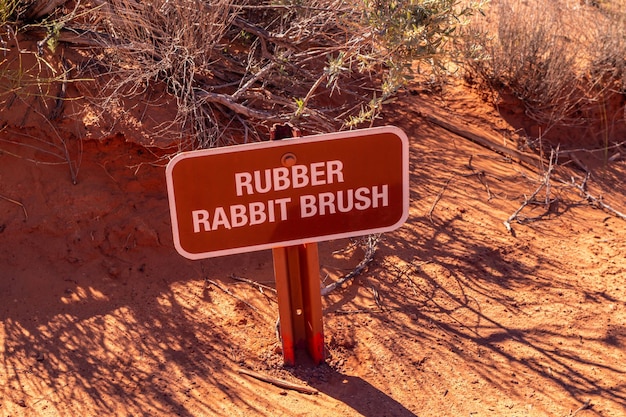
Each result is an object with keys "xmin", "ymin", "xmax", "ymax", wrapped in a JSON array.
[{"xmin": 1, "ymin": 60, "xmax": 626, "ymax": 416}]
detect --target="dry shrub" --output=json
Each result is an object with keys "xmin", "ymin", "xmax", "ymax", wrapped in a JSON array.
[
  {"xmin": 587, "ymin": 5, "xmax": 626, "ymax": 94},
  {"xmin": 77, "ymin": 0, "xmax": 485, "ymax": 148},
  {"xmin": 463, "ymin": 0, "xmax": 626, "ymax": 141},
  {"xmin": 66, "ymin": 0, "xmax": 369, "ymax": 147},
  {"xmin": 2, "ymin": 0, "xmax": 486, "ymax": 150},
  {"xmin": 83, "ymin": 0, "xmax": 235, "ymax": 149}
]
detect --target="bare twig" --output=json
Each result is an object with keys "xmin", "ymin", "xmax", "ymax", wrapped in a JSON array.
[
  {"xmin": 331, "ymin": 307, "xmax": 385, "ymax": 314},
  {"xmin": 503, "ymin": 192, "xmax": 537, "ymax": 235},
  {"xmin": 49, "ymin": 58, "xmax": 70, "ymax": 121},
  {"xmin": 566, "ymin": 174, "xmax": 626, "ymax": 221},
  {"xmin": 321, "ymin": 234, "xmax": 380, "ymax": 296},
  {"xmin": 465, "ymin": 155, "xmax": 493, "ymax": 200},
  {"xmin": 504, "ymin": 147, "xmax": 559, "ymax": 234},
  {"xmin": 428, "ymin": 174, "xmax": 456, "ymax": 224},
  {"xmin": 293, "ymin": 72, "xmax": 328, "ymax": 119},
  {"xmin": 237, "ymin": 368, "xmax": 318, "ymax": 395},
  {"xmin": 415, "ymin": 106, "xmax": 544, "ymax": 169},
  {"xmin": 8, "ymin": 101, "xmax": 83, "ymax": 184},
  {"xmin": 0, "ymin": 194, "xmax": 28, "ymax": 220},
  {"xmin": 206, "ymin": 279, "xmax": 259, "ymax": 313},
  {"xmin": 368, "ymin": 284, "xmax": 383, "ymax": 311},
  {"xmin": 567, "ymin": 399, "xmax": 592, "ymax": 417},
  {"xmin": 232, "ymin": 62, "xmax": 276, "ymax": 101},
  {"xmin": 230, "ymin": 274, "xmax": 277, "ymax": 293},
  {"xmin": 231, "ymin": 17, "xmax": 292, "ymax": 49},
  {"xmin": 195, "ymin": 90, "xmax": 286, "ymax": 122}
]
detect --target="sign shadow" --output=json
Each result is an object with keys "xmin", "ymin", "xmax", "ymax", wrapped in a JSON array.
[{"xmin": 310, "ymin": 370, "xmax": 418, "ymax": 417}]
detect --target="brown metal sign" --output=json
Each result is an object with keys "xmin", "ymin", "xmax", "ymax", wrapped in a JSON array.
[{"xmin": 165, "ymin": 126, "xmax": 409, "ymax": 259}]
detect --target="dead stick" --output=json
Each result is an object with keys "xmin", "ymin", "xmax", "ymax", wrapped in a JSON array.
[
  {"xmin": 321, "ymin": 234, "xmax": 380, "ymax": 296},
  {"xmin": 332, "ymin": 239, "xmax": 359, "ymax": 255},
  {"xmin": 585, "ymin": 194, "xmax": 626, "ymax": 220},
  {"xmin": 466, "ymin": 155, "xmax": 493, "ymax": 200},
  {"xmin": 428, "ymin": 174, "xmax": 456, "ymax": 224},
  {"xmin": 567, "ymin": 174, "xmax": 626, "ymax": 221},
  {"xmin": 504, "ymin": 180, "xmax": 546, "ymax": 234},
  {"xmin": 0, "ymin": 194, "xmax": 28, "ymax": 220},
  {"xmin": 504, "ymin": 148, "xmax": 557, "ymax": 234},
  {"xmin": 545, "ymin": 145, "xmax": 559, "ymax": 206},
  {"xmin": 332, "ymin": 308, "xmax": 385, "ymax": 314},
  {"xmin": 206, "ymin": 279, "xmax": 258, "ymax": 312},
  {"xmin": 230, "ymin": 274, "xmax": 277, "ymax": 293},
  {"xmin": 415, "ymin": 108, "xmax": 544, "ymax": 169},
  {"xmin": 238, "ymin": 368, "xmax": 318, "ymax": 395},
  {"xmin": 569, "ymin": 399, "xmax": 591, "ymax": 417}
]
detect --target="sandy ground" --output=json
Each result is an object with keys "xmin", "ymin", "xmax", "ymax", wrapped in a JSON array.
[{"xmin": 1, "ymin": 54, "xmax": 626, "ymax": 416}]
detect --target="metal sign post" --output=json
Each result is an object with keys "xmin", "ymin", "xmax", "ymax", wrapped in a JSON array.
[
  {"xmin": 269, "ymin": 124, "xmax": 324, "ymax": 365},
  {"xmin": 272, "ymin": 243, "xmax": 324, "ymax": 365}
]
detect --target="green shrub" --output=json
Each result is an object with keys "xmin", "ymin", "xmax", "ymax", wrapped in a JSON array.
[{"xmin": 0, "ymin": 0, "xmax": 22, "ymax": 24}]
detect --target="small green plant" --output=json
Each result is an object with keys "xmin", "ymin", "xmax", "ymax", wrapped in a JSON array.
[
  {"xmin": 363, "ymin": 0, "xmax": 487, "ymax": 65},
  {"xmin": 0, "ymin": 0, "xmax": 20, "ymax": 24},
  {"xmin": 348, "ymin": 0, "xmax": 488, "ymax": 126},
  {"xmin": 294, "ymin": 97, "xmax": 305, "ymax": 117}
]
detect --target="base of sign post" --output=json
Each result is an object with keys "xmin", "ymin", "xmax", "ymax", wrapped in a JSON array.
[{"xmin": 272, "ymin": 243, "xmax": 325, "ymax": 366}]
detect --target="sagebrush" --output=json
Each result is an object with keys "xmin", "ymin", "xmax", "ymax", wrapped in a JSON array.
[{"xmin": 1, "ymin": 0, "xmax": 485, "ymax": 149}]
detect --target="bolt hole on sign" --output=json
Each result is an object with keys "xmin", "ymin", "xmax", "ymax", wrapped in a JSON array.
[{"xmin": 165, "ymin": 126, "xmax": 409, "ymax": 259}]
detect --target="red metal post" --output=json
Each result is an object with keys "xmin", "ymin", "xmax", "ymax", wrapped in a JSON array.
[
  {"xmin": 270, "ymin": 123, "xmax": 325, "ymax": 366},
  {"xmin": 299, "ymin": 242, "xmax": 325, "ymax": 364}
]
